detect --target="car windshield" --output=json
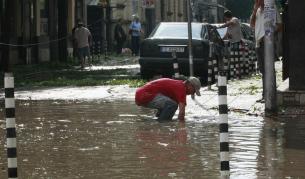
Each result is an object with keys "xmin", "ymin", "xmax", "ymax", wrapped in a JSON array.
[
  {"xmin": 216, "ymin": 27, "xmax": 227, "ymax": 39},
  {"xmin": 151, "ymin": 23, "xmax": 204, "ymax": 39}
]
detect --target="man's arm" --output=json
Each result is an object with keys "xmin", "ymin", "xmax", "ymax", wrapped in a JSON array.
[
  {"xmin": 218, "ymin": 18, "xmax": 237, "ymax": 29},
  {"xmin": 178, "ymin": 103, "xmax": 186, "ymax": 121}
]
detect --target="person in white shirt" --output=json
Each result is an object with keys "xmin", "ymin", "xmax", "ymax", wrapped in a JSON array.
[
  {"xmin": 74, "ymin": 21, "xmax": 92, "ymax": 69},
  {"xmin": 250, "ymin": 0, "xmax": 282, "ymax": 102}
]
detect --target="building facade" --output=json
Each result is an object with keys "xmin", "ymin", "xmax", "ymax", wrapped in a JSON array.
[
  {"xmin": 1, "ymin": 0, "xmax": 223, "ymax": 67},
  {"xmin": 110, "ymin": 0, "xmax": 187, "ymax": 37},
  {"xmin": 193, "ymin": 0, "xmax": 226, "ymax": 23},
  {"xmin": 0, "ymin": 0, "xmax": 79, "ymax": 67}
]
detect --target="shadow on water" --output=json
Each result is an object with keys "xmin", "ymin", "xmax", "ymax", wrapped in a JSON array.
[
  {"xmin": 255, "ymin": 116, "xmax": 305, "ymax": 179},
  {"xmin": 0, "ymin": 100, "xmax": 305, "ymax": 178}
]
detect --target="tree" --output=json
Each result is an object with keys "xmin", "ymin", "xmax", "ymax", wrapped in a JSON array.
[{"xmin": 226, "ymin": 0, "xmax": 254, "ymax": 22}]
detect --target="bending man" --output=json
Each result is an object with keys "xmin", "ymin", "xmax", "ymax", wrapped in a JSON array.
[{"xmin": 135, "ymin": 77, "xmax": 201, "ymax": 122}]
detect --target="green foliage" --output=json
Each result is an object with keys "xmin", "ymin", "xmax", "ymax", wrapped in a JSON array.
[
  {"xmin": 239, "ymin": 85, "xmax": 260, "ymax": 95},
  {"xmin": 226, "ymin": 0, "xmax": 254, "ymax": 21},
  {"xmin": 105, "ymin": 79, "xmax": 146, "ymax": 87},
  {"xmin": 20, "ymin": 78, "xmax": 145, "ymax": 88},
  {"xmin": 0, "ymin": 61, "xmax": 145, "ymax": 89}
]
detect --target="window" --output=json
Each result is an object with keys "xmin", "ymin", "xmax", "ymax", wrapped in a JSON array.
[{"xmin": 151, "ymin": 23, "xmax": 204, "ymax": 40}]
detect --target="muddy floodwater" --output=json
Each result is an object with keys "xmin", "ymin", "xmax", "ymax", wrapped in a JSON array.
[{"xmin": 1, "ymin": 100, "xmax": 305, "ymax": 179}]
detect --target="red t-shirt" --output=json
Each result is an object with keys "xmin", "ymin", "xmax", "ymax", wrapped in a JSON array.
[{"xmin": 135, "ymin": 78, "xmax": 187, "ymax": 106}]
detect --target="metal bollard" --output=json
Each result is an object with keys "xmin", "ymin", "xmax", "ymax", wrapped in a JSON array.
[
  {"xmin": 213, "ymin": 58, "xmax": 218, "ymax": 83},
  {"xmin": 89, "ymin": 42, "xmax": 94, "ymax": 66},
  {"xmin": 5, "ymin": 73, "xmax": 18, "ymax": 179},
  {"xmin": 235, "ymin": 43, "xmax": 241, "ymax": 79},
  {"xmin": 104, "ymin": 40, "xmax": 109, "ymax": 60},
  {"xmin": 250, "ymin": 48, "xmax": 256, "ymax": 74},
  {"xmin": 98, "ymin": 41, "xmax": 102, "ymax": 60},
  {"xmin": 249, "ymin": 48, "xmax": 254, "ymax": 74},
  {"xmin": 91, "ymin": 41, "xmax": 95, "ymax": 56},
  {"xmin": 223, "ymin": 40, "xmax": 230, "ymax": 70},
  {"xmin": 223, "ymin": 40, "xmax": 230, "ymax": 80},
  {"xmin": 233, "ymin": 50, "xmax": 238, "ymax": 79},
  {"xmin": 229, "ymin": 50, "xmax": 235, "ymax": 80},
  {"xmin": 208, "ymin": 42, "xmax": 214, "ymax": 89},
  {"xmin": 223, "ymin": 57, "xmax": 228, "ymax": 72},
  {"xmin": 218, "ymin": 71, "xmax": 230, "ymax": 177},
  {"xmin": 240, "ymin": 44, "xmax": 245, "ymax": 77},
  {"xmin": 172, "ymin": 50, "xmax": 180, "ymax": 79},
  {"xmin": 244, "ymin": 46, "xmax": 250, "ymax": 75},
  {"xmin": 253, "ymin": 50, "xmax": 260, "ymax": 74}
]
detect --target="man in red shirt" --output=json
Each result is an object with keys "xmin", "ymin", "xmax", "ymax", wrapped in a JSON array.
[{"xmin": 135, "ymin": 77, "xmax": 201, "ymax": 122}]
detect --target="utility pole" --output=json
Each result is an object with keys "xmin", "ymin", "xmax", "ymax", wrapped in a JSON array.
[
  {"xmin": 160, "ymin": 0, "xmax": 165, "ymax": 21},
  {"xmin": 264, "ymin": 0, "xmax": 277, "ymax": 113},
  {"xmin": 187, "ymin": 0, "xmax": 194, "ymax": 76}
]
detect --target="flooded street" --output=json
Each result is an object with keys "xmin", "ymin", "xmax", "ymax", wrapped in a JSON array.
[{"xmin": 1, "ymin": 99, "xmax": 305, "ymax": 179}]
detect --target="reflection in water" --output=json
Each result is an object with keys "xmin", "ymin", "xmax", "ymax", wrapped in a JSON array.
[
  {"xmin": 256, "ymin": 117, "xmax": 305, "ymax": 179},
  {"xmin": 283, "ymin": 118, "xmax": 305, "ymax": 178},
  {"xmin": 229, "ymin": 116, "xmax": 263, "ymax": 179},
  {"xmin": 136, "ymin": 122, "xmax": 192, "ymax": 178},
  {"xmin": 0, "ymin": 100, "xmax": 304, "ymax": 178}
]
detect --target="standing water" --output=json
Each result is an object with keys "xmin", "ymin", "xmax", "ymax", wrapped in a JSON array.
[{"xmin": 0, "ymin": 100, "xmax": 305, "ymax": 178}]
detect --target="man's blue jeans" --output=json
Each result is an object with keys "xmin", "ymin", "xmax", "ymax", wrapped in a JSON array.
[{"xmin": 145, "ymin": 94, "xmax": 178, "ymax": 121}]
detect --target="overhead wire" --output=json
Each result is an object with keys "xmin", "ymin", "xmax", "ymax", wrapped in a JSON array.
[{"xmin": 0, "ymin": 16, "xmax": 107, "ymax": 47}]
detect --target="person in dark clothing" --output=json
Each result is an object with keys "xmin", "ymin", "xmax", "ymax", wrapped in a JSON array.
[{"xmin": 114, "ymin": 18, "xmax": 127, "ymax": 54}]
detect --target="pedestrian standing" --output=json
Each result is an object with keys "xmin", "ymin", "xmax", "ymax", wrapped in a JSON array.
[
  {"xmin": 135, "ymin": 77, "xmax": 201, "ymax": 122},
  {"xmin": 73, "ymin": 21, "xmax": 92, "ymax": 69},
  {"xmin": 219, "ymin": 10, "xmax": 242, "ymax": 44},
  {"xmin": 250, "ymin": 0, "xmax": 282, "ymax": 102},
  {"xmin": 218, "ymin": 10, "xmax": 243, "ymax": 76},
  {"xmin": 114, "ymin": 18, "xmax": 127, "ymax": 55},
  {"xmin": 129, "ymin": 15, "xmax": 142, "ymax": 56}
]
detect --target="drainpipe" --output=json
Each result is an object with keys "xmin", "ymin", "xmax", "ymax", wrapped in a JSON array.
[
  {"xmin": 187, "ymin": 0, "xmax": 194, "ymax": 76},
  {"xmin": 264, "ymin": 0, "xmax": 277, "ymax": 113},
  {"xmin": 106, "ymin": 0, "xmax": 112, "ymax": 52},
  {"xmin": 160, "ymin": 0, "xmax": 165, "ymax": 21}
]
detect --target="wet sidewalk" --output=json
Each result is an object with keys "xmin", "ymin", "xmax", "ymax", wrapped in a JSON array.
[
  {"xmin": 1, "ymin": 60, "xmax": 302, "ymax": 119},
  {"xmin": 0, "ymin": 61, "xmax": 293, "ymax": 116}
]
